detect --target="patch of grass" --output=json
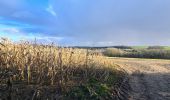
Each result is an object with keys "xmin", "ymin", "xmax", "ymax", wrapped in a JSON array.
[
  {"xmin": 131, "ymin": 46, "xmax": 148, "ymax": 49},
  {"xmin": 65, "ymin": 78, "xmax": 114, "ymax": 100},
  {"xmin": 164, "ymin": 46, "xmax": 170, "ymax": 50}
]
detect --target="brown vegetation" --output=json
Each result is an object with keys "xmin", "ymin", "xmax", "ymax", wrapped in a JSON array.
[{"xmin": 0, "ymin": 38, "xmax": 126, "ymax": 99}]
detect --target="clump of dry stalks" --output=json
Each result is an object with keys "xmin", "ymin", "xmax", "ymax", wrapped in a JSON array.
[{"xmin": 0, "ymin": 38, "xmax": 125, "ymax": 99}]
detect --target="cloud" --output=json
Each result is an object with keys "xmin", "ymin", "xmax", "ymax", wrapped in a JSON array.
[
  {"xmin": 1, "ymin": 0, "xmax": 170, "ymax": 45},
  {"xmin": 46, "ymin": 5, "xmax": 57, "ymax": 16},
  {"xmin": 0, "ymin": 26, "xmax": 64, "ymax": 43},
  {"xmin": 1, "ymin": 28, "xmax": 19, "ymax": 33},
  {"xmin": 0, "ymin": 27, "xmax": 25, "ymax": 40}
]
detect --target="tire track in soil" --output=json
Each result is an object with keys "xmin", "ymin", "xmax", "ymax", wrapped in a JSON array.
[{"xmin": 111, "ymin": 58, "xmax": 170, "ymax": 100}]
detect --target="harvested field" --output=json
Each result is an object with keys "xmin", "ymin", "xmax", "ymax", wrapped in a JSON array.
[{"xmin": 112, "ymin": 57, "xmax": 170, "ymax": 100}]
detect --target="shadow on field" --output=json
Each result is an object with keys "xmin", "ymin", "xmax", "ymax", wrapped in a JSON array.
[{"xmin": 130, "ymin": 72, "xmax": 170, "ymax": 100}]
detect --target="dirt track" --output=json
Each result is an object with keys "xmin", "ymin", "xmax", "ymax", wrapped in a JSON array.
[{"xmin": 112, "ymin": 57, "xmax": 170, "ymax": 100}]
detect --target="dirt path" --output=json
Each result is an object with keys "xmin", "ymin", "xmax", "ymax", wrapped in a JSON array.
[{"xmin": 112, "ymin": 57, "xmax": 170, "ymax": 100}]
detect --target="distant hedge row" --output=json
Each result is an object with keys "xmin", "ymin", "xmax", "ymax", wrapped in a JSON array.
[{"xmin": 103, "ymin": 48, "xmax": 170, "ymax": 59}]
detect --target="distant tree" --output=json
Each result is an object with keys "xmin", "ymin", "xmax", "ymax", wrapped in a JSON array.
[
  {"xmin": 113, "ymin": 46, "xmax": 132, "ymax": 49},
  {"xmin": 147, "ymin": 46, "xmax": 164, "ymax": 49},
  {"xmin": 103, "ymin": 48, "xmax": 125, "ymax": 57}
]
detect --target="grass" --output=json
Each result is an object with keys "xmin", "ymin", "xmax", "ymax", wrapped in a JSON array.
[
  {"xmin": 103, "ymin": 47, "xmax": 170, "ymax": 59},
  {"xmin": 164, "ymin": 46, "xmax": 170, "ymax": 50},
  {"xmin": 132, "ymin": 46, "xmax": 170, "ymax": 50},
  {"xmin": 131, "ymin": 46, "xmax": 148, "ymax": 49},
  {"xmin": 0, "ymin": 38, "xmax": 125, "ymax": 99}
]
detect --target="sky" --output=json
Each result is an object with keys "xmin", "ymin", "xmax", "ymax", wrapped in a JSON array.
[{"xmin": 0, "ymin": 0, "xmax": 170, "ymax": 46}]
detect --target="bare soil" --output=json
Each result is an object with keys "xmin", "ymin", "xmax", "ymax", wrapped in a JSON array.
[{"xmin": 112, "ymin": 57, "xmax": 170, "ymax": 100}]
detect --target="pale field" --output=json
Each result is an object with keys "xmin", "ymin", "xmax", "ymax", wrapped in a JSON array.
[{"xmin": 111, "ymin": 57, "xmax": 170, "ymax": 100}]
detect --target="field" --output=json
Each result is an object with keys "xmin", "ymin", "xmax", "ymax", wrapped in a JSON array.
[
  {"xmin": 0, "ymin": 38, "xmax": 127, "ymax": 100},
  {"xmin": 112, "ymin": 57, "xmax": 170, "ymax": 100},
  {"xmin": 103, "ymin": 46, "xmax": 170, "ymax": 59},
  {"xmin": 164, "ymin": 46, "xmax": 170, "ymax": 50},
  {"xmin": 131, "ymin": 46, "xmax": 148, "ymax": 49},
  {"xmin": 132, "ymin": 46, "xmax": 170, "ymax": 50},
  {"xmin": 1, "ymin": 38, "xmax": 170, "ymax": 100},
  {"xmin": 101, "ymin": 46, "xmax": 170, "ymax": 99}
]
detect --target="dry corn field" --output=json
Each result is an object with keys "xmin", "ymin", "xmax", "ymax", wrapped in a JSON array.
[{"xmin": 0, "ymin": 38, "xmax": 127, "ymax": 100}]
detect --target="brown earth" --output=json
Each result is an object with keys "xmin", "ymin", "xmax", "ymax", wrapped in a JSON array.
[{"xmin": 111, "ymin": 57, "xmax": 170, "ymax": 100}]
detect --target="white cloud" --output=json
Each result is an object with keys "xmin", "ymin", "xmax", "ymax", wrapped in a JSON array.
[
  {"xmin": 0, "ymin": 27, "xmax": 26, "ymax": 41},
  {"xmin": 27, "ymin": 36, "xmax": 63, "ymax": 42},
  {"xmin": 46, "ymin": 5, "xmax": 57, "ymax": 16},
  {"xmin": 0, "ymin": 28, "xmax": 19, "ymax": 33}
]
